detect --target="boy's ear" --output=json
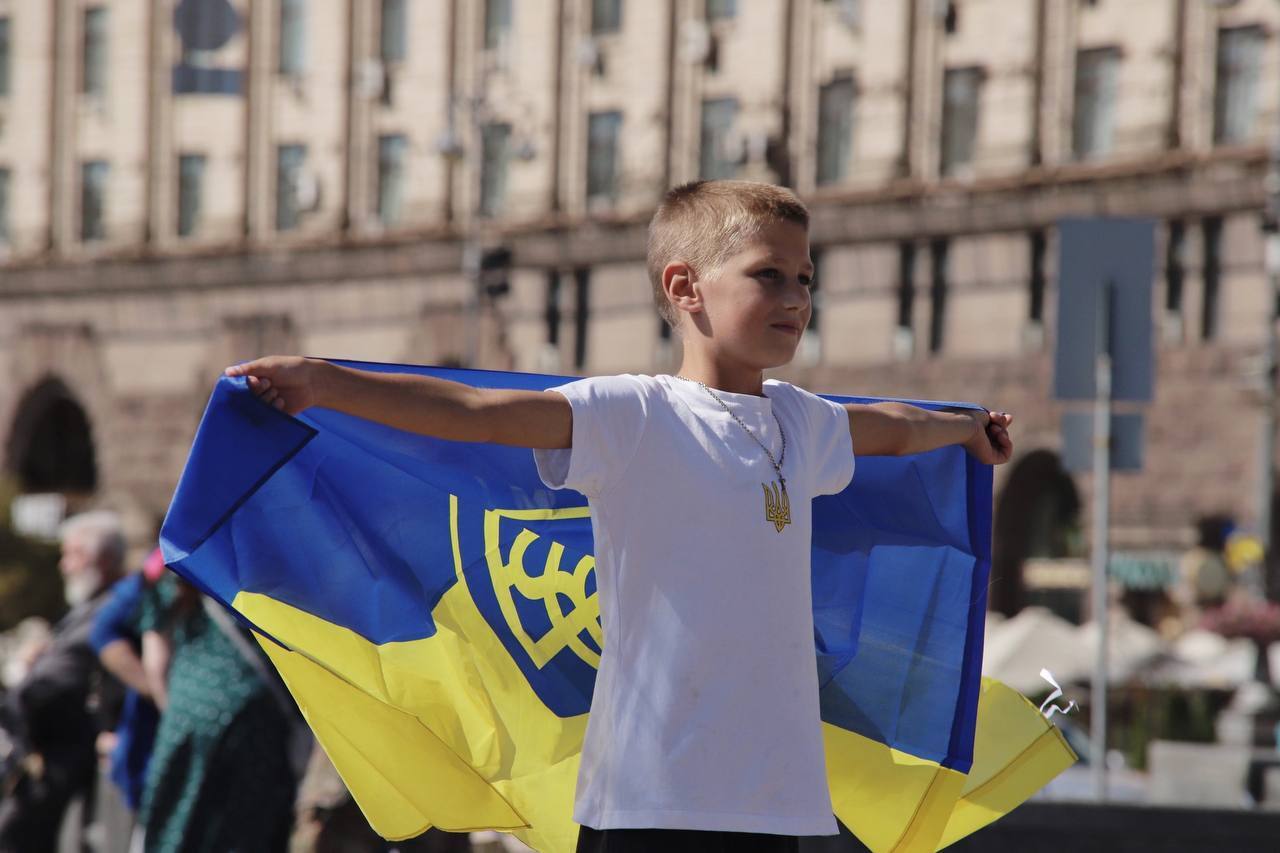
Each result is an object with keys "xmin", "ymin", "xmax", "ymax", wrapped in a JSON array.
[{"xmin": 662, "ymin": 261, "xmax": 701, "ymax": 315}]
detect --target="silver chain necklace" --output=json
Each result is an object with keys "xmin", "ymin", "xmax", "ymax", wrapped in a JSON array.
[{"xmin": 675, "ymin": 376, "xmax": 783, "ymax": 494}]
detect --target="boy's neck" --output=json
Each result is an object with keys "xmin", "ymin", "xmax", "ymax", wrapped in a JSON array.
[{"xmin": 674, "ymin": 354, "xmax": 766, "ymax": 396}]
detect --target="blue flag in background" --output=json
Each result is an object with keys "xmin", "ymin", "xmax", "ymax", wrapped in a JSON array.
[{"xmin": 161, "ymin": 360, "xmax": 1074, "ymax": 853}]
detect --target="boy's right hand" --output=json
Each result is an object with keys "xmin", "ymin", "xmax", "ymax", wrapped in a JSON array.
[{"xmin": 224, "ymin": 356, "xmax": 325, "ymax": 416}]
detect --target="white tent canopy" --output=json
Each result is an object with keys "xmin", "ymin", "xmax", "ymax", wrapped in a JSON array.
[
  {"xmin": 982, "ymin": 606, "xmax": 1086, "ymax": 695},
  {"xmin": 985, "ymin": 607, "xmax": 1280, "ymax": 694}
]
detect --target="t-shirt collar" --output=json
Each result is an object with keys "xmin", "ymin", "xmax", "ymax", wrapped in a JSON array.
[{"xmin": 662, "ymin": 374, "xmax": 777, "ymax": 413}]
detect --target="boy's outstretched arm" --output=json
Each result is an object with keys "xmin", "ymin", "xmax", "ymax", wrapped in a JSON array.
[
  {"xmin": 845, "ymin": 402, "xmax": 1013, "ymax": 465},
  {"xmin": 224, "ymin": 356, "xmax": 573, "ymax": 449}
]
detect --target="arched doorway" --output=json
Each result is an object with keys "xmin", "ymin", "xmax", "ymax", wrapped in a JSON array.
[
  {"xmin": 990, "ymin": 449, "xmax": 1083, "ymax": 618},
  {"xmin": 5, "ymin": 377, "xmax": 97, "ymax": 499},
  {"xmin": 1, "ymin": 378, "xmax": 96, "ymax": 626}
]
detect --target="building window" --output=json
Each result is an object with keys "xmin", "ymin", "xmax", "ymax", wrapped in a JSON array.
[
  {"xmin": 82, "ymin": 7, "xmax": 109, "ymax": 97},
  {"xmin": 896, "ymin": 241, "xmax": 915, "ymax": 357},
  {"xmin": 0, "ymin": 17, "xmax": 10, "ymax": 97},
  {"xmin": 586, "ymin": 111, "xmax": 622, "ymax": 208},
  {"xmin": 1201, "ymin": 217, "xmax": 1222, "ymax": 342},
  {"xmin": 380, "ymin": 0, "xmax": 407, "ymax": 64},
  {"xmin": 546, "ymin": 270, "xmax": 562, "ymax": 346},
  {"xmin": 940, "ymin": 67, "xmax": 981, "ymax": 177},
  {"xmin": 275, "ymin": 144, "xmax": 307, "ymax": 231},
  {"xmin": 177, "ymin": 154, "xmax": 206, "ymax": 238},
  {"xmin": 1213, "ymin": 25, "xmax": 1264, "ymax": 146},
  {"xmin": 375, "ymin": 134, "xmax": 407, "ymax": 226},
  {"xmin": 816, "ymin": 74, "xmax": 855, "ymax": 186},
  {"xmin": 484, "ymin": 0, "xmax": 512, "ymax": 51},
  {"xmin": 592, "ymin": 0, "xmax": 623, "ymax": 34},
  {"xmin": 1072, "ymin": 47, "xmax": 1120, "ymax": 160},
  {"xmin": 699, "ymin": 97, "xmax": 739, "ymax": 180},
  {"xmin": 929, "ymin": 238, "xmax": 949, "ymax": 354},
  {"xmin": 279, "ymin": 0, "xmax": 307, "ymax": 75},
  {"xmin": 80, "ymin": 161, "xmax": 108, "ymax": 242},
  {"xmin": 479, "ymin": 122, "xmax": 511, "ymax": 218},
  {"xmin": 0, "ymin": 167, "xmax": 9, "ymax": 245},
  {"xmin": 573, "ymin": 268, "xmax": 591, "ymax": 370},
  {"xmin": 706, "ymin": 0, "xmax": 736, "ymax": 20},
  {"xmin": 1165, "ymin": 219, "xmax": 1185, "ymax": 321},
  {"xmin": 822, "ymin": 0, "xmax": 861, "ymax": 28},
  {"xmin": 941, "ymin": 0, "xmax": 959, "ymax": 35},
  {"xmin": 1029, "ymin": 229, "xmax": 1047, "ymax": 326}
]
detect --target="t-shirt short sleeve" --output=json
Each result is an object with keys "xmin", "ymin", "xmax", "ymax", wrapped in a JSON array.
[
  {"xmin": 786, "ymin": 384, "xmax": 855, "ymax": 497},
  {"xmin": 89, "ymin": 574, "xmax": 146, "ymax": 654},
  {"xmin": 533, "ymin": 375, "xmax": 651, "ymax": 498}
]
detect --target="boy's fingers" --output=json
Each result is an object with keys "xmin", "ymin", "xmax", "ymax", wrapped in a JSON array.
[{"xmin": 227, "ymin": 357, "xmax": 279, "ymax": 378}]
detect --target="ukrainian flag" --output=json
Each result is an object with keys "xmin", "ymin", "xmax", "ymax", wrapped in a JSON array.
[{"xmin": 161, "ymin": 360, "xmax": 1075, "ymax": 853}]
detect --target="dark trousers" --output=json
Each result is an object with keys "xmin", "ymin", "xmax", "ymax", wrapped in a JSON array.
[{"xmin": 576, "ymin": 826, "xmax": 800, "ymax": 853}]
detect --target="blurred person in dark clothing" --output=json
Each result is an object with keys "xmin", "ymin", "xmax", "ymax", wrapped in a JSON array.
[
  {"xmin": 90, "ymin": 547, "xmax": 166, "ymax": 812},
  {"xmin": 0, "ymin": 510, "xmax": 126, "ymax": 853},
  {"xmin": 134, "ymin": 573, "xmax": 300, "ymax": 852}
]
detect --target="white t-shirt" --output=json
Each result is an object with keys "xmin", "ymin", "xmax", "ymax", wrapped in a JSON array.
[{"xmin": 534, "ymin": 374, "xmax": 854, "ymax": 835}]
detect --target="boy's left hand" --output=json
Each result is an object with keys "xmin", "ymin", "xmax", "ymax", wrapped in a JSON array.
[{"xmin": 964, "ymin": 410, "xmax": 1013, "ymax": 465}]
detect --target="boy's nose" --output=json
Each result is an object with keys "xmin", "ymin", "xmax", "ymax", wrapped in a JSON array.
[{"xmin": 781, "ymin": 279, "xmax": 810, "ymax": 310}]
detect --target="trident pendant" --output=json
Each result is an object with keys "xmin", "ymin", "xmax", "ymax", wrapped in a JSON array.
[{"xmin": 762, "ymin": 481, "xmax": 791, "ymax": 533}]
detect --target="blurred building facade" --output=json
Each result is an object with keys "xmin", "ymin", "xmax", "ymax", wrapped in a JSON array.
[{"xmin": 2, "ymin": 0, "xmax": 1279, "ymax": 612}]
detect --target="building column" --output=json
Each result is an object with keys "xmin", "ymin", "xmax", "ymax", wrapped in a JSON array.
[
  {"xmin": 47, "ymin": 0, "xmax": 77, "ymax": 252},
  {"xmin": 243, "ymin": 0, "xmax": 273, "ymax": 241}
]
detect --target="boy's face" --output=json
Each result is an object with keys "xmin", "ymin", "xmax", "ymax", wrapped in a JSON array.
[{"xmin": 689, "ymin": 220, "xmax": 814, "ymax": 371}]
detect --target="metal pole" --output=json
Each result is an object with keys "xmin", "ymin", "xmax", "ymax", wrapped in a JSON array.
[
  {"xmin": 1258, "ymin": 148, "xmax": 1280, "ymax": 565},
  {"xmin": 1259, "ymin": 230, "xmax": 1278, "ymax": 557},
  {"xmin": 1090, "ymin": 283, "xmax": 1113, "ymax": 802},
  {"xmin": 1260, "ymin": 0, "xmax": 1280, "ymax": 590},
  {"xmin": 464, "ymin": 85, "xmax": 484, "ymax": 369}
]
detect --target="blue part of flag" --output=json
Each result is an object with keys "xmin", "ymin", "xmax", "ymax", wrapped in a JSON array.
[
  {"xmin": 162, "ymin": 361, "xmax": 990, "ymax": 771},
  {"xmin": 811, "ymin": 447, "xmax": 990, "ymax": 772}
]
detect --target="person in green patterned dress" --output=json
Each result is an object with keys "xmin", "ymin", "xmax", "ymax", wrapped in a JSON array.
[{"xmin": 137, "ymin": 574, "xmax": 298, "ymax": 852}]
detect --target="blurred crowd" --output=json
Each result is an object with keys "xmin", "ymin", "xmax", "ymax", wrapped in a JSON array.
[{"xmin": 0, "ymin": 511, "xmax": 511, "ymax": 853}]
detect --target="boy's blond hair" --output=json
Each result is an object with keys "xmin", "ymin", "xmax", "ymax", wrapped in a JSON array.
[{"xmin": 646, "ymin": 180, "xmax": 810, "ymax": 327}]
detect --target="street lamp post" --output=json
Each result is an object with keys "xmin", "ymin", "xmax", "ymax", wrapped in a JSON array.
[{"xmin": 1258, "ymin": 29, "xmax": 1280, "ymax": 591}]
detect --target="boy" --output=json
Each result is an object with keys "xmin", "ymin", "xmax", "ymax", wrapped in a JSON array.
[{"xmin": 226, "ymin": 180, "xmax": 1013, "ymax": 853}]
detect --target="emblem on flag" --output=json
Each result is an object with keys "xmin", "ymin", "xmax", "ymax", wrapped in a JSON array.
[{"xmin": 483, "ymin": 506, "xmax": 602, "ymax": 670}]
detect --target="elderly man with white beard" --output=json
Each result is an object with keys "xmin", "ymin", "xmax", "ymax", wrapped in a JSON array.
[{"xmin": 0, "ymin": 511, "xmax": 127, "ymax": 853}]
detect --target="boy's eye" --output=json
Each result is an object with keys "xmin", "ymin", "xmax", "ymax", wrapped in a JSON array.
[{"xmin": 755, "ymin": 268, "xmax": 814, "ymax": 288}]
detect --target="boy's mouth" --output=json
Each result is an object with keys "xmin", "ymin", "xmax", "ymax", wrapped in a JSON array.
[{"xmin": 770, "ymin": 322, "xmax": 803, "ymax": 336}]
